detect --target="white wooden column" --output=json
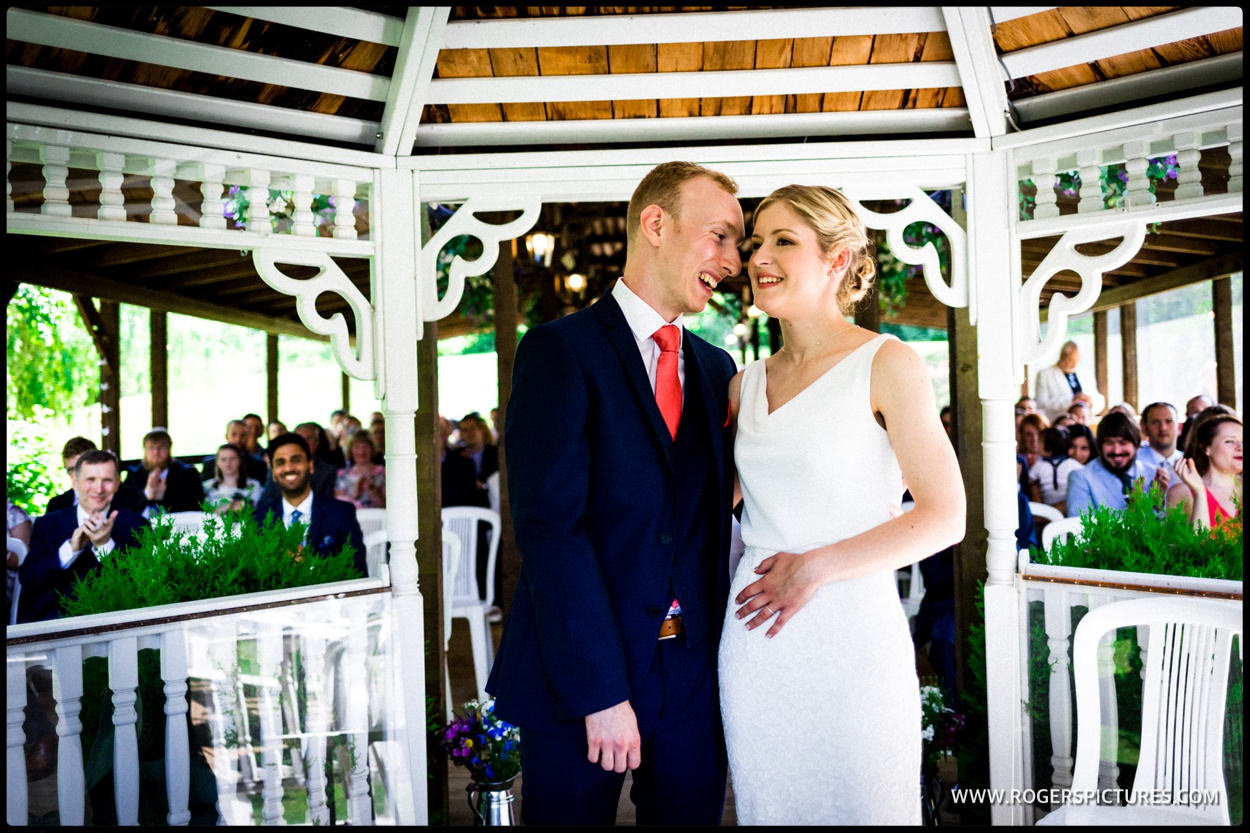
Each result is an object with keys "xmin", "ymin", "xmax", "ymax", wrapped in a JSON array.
[
  {"xmin": 968, "ymin": 149, "xmax": 1029, "ymax": 825},
  {"xmin": 372, "ymin": 167, "xmax": 427, "ymax": 824}
]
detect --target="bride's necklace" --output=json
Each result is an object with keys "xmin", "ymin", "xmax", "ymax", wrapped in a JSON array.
[{"xmin": 779, "ymin": 324, "xmax": 856, "ymax": 365}]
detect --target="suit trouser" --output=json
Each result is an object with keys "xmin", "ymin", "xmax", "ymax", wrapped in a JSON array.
[{"xmin": 518, "ymin": 632, "xmax": 727, "ymax": 825}]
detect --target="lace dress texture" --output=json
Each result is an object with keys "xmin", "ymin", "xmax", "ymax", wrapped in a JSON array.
[{"xmin": 718, "ymin": 334, "xmax": 921, "ymax": 825}]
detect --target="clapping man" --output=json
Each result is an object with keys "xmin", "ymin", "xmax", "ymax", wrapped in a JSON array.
[
  {"xmin": 1138, "ymin": 401, "xmax": 1183, "ymax": 475},
  {"xmin": 47, "ymin": 437, "xmax": 146, "ymax": 514},
  {"xmin": 18, "ymin": 450, "xmax": 146, "ymax": 622},
  {"xmin": 122, "ymin": 428, "xmax": 205, "ymax": 515}
]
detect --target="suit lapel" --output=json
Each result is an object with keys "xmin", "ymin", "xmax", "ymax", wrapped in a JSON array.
[{"xmin": 592, "ymin": 294, "xmax": 678, "ymax": 464}]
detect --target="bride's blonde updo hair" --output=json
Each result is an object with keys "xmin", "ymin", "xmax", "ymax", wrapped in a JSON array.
[{"xmin": 754, "ymin": 184, "xmax": 876, "ymax": 315}]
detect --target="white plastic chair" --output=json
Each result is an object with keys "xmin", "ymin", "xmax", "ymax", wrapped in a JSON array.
[
  {"xmin": 355, "ymin": 507, "xmax": 387, "ymax": 538},
  {"xmin": 8, "ymin": 535, "xmax": 27, "ymax": 626},
  {"xmin": 441, "ymin": 533, "xmax": 461, "ymax": 720},
  {"xmin": 441, "ymin": 506, "xmax": 501, "ymax": 702},
  {"xmin": 1042, "ymin": 516, "xmax": 1084, "ymax": 551},
  {"xmin": 1037, "ymin": 596, "xmax": 1241, "ymax": 825},
  {"xmin": 156, "ymin": 510, "xmax": 209, "ymax": 533},
  {"xmin": 1029, "ymin": 501, "xmax": 1065, "ymax": 524},
  {"xmin": 485, "ymin": 471, "xmax": 501, "ymax": 517},
  {"xmin": 363, "ymin": 529, "xmax": 388, "ymax": 579}
]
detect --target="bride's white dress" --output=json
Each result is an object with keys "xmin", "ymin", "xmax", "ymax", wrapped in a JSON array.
[{"xmin": 719, "ymin": 334, "xmax": 921, "ymax": 825}]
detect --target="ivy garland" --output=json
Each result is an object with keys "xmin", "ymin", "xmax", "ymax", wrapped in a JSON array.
[{"xmin": 1018, "ymin": 155, "xmax": 1180, "ymax": 220}]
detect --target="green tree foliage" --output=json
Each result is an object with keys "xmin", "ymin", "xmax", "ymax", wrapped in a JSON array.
[
  {"xmin": 6, "ymin": 284, "xmax": 99, "ymax": 420},
  {"xmin": 5, "ymin": 417, "xmax": 59, "ymax": 516}
]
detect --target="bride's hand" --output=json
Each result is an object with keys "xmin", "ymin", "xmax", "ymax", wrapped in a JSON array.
[{"xmin": 733, "ymin": 551, "xmax": 820, "ymax": 638}]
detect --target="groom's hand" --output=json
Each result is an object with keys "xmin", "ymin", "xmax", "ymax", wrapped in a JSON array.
[{"xmin": 585, "ymin": 700, "xmax": 641, "ymax": 773}]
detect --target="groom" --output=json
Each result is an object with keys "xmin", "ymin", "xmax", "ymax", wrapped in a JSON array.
[{"xmin": 487, "ymin": 161, "xmax": 744, "ymax": 824}]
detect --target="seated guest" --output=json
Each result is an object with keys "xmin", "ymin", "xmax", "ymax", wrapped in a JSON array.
[
  {"xmin": 254, "ymin": 433, "xmax": 365, "ymax": 576},
  {"xmin": 1066, "ymin": 400, "xmax": 1091, "ymax": 425},
  {"xmin": 454, "ymin": 411, "xmax": 500, "ymax": 507},
  {"xmin": 1166, "ymin": 410, "xmax": 1242, "ymax": 531},
  {"xmin": 1035, "ymin": 340, "xmax": 1105, "ymax": 422},
  {"xmin": 204, "ymin": 443, "xmax": 263, "ymax": 514},
  {"xmin": 1165, "ymin": 410, "xmax": 1245, "ymax": 532},
  {"xmin": 1138, "ymin": 401, "xmax": 1183, "ymax": 472},
  {"xmin": 1177, "ymin": 393, "xmax": 1216, "ymax": 452},
  {"xmin": 242, "ymin": 413, "xmax": 265, "ymax": 453},
  {"xmin": 370, "ymin": 416, "xmax": 386, "ymax": 464},
  {"xmin": 1014, "ymin": 396, "xmax": 1038, "ymax": 430},
  {"xmin": 8, "ymin": 499, "xmax": 32, "ymax": 618},
  {"xmin": 1066, "ymin": 423, "xmax": 1097, "ymax": 466},
  {"xmin": 1066, "ymin": 411, "xmax": 1165, "ymax": 517},
  {"xmin": 259, "ymin": 422, "xmax": 337, "ymax": 504},
  {"xmin": 17, "ymin": 451, "xmax": 147, "ymax": 622},
  {"xmin": 1017, "ymin": 412, "xmax": 1049, "ymax": 492},
  {"xmin": 121, "ymin": 429, "xmax": 205, "ymax": 515},
  {"xmin": 47, "ymin": 437, "xmax": 145, "ymax": 514},
  {"xmin": 440, "ymin": 415, "xmax": 479, "ymax": 508},
  {"xmin": 267, "ymin": 419, "xmax": 288, "ymax": 441},
  {"xmin": 335, "ymin": 432, "xmax": 386, "ymax": 509},
  {"xmin": 202, "ymin": 420, "xmax": 266, "ymax": 483},
  {"xmin": 1028, "ymin": 426, "xmax": 1082, "ymax": 515}
]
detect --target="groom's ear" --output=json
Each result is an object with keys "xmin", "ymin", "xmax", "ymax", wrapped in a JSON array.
[{"xmin": 639, "ymin": 203, "xmax": 665, "ymax": 248}]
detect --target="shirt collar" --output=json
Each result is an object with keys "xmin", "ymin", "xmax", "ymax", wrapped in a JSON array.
[
  {"xmin": 75, "ymin": 501, "xmax": 111, "ymax": 523},
  {"xmin": 612, "ymin": 278, "xmax": 684, "ymax": 347},
  {"xmin": 282, "ymin": 492, "xmax": 314, "ymax": 521}
]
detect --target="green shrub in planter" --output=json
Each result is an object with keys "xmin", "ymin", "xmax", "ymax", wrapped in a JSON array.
[
  {"xmin": 1031, "ymin": 484, "xmax": 1241, "ymax": 581},
  {"xmin": 61, "ymin": 508, "xmax": 362, "ymax": 618}
]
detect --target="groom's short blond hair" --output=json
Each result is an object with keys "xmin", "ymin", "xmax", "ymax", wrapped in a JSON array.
[{"xmin": 626, "ymin": 161, "xmax": 738, "ymax": 250}]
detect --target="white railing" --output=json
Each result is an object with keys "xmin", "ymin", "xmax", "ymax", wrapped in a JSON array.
[
  {"xmin": 6, "ymin": 579, "xmax": 414, "ymax": 826},
  {"xmin": 1010, "ymin": 551, "xmax": 1243, "ymax": 825},
  {"xmin": 1011, "ymin": 99, "xmax": 1243, "ymax": 234},
  {"xmin": 6, "ymin": 121, "xmax": 375, "ymax": 254}
]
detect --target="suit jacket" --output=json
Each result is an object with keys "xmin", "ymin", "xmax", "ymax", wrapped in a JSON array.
[
  {"xmin": 17, "ymin": 506, "xmax": 147, "ymax": 623},
  {"xmin": 253, "ymin": 492, "xmax": 366, "ymax": 576},
  {"xmin": 486, "ymin": 291, "xmax": 736, "ymax": 729},
  {"xmin": 47, "ymin": 485, "xmax": 147, "ymax": 515},
  {"xmin": 446, "ymin": 444, "xmax": 499, "ymax": 508},
  {"xmin": 121, "ymin": 460, "xmax": 205, "ymax": 513}
]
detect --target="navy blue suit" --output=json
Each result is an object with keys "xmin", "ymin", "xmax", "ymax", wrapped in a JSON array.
[
  {"xmin": 486, "ymin": 292, "xmax": 736, "ymax": 824},
  {"xmin": 253, "ymin": 493, "xmax": 366, "ymax": 577},
  {"xmin": 17, "ymin": 506, "xmax": 147, "ymax": 623}
]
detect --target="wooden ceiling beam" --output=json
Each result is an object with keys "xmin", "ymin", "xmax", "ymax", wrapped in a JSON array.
[
  {"xmin": 10, "ymin": 258, "xmax": 322, "ymax": 342},
  {"xmin": 1087, "ymin": 251, "xmax": 1244, "ymax": 313}
]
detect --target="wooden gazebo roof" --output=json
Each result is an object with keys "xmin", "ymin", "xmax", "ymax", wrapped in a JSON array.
[{"xmin": 6, "ymin": 6, "xmax": 1244, "ymax": 336}]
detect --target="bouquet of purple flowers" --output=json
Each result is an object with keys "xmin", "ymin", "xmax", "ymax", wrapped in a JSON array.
[{"xmin": 439, "ymin": 698, "xmax": 522, "ymax": 784}]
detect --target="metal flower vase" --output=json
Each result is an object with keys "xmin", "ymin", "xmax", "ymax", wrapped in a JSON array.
[{"xmin": 467, "ymin": 776, "xmax": 518, "ymax": 826}]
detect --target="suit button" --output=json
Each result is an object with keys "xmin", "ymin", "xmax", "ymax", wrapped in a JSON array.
[
  {"xmin": 646, "ymin": 605, "xmax": 663, "ymax": 617},
  {"xmin": 659, "ymin": 532, "xmax": 673, "ymax": 544}
]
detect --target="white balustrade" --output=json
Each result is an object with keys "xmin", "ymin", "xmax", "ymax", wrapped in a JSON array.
[
  {"xmin": 6, "ymin": 122, "xmax": 375, "ymax": 254},
  {"xmin": 5, "ymin": 581, "xmax": 399, "ymax": 826}
]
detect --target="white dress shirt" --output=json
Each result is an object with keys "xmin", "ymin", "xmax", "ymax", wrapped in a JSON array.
[
  {"xmin": 282, "ymin": 492, "xmax": 314, "ymax": 543},
  {"xmin": 611, "ymin": 278, "xmax": 685, "ymax": 399},
  {"xmin": 57, "ymin": 503, "xmax": 116, "ymax": 569}
]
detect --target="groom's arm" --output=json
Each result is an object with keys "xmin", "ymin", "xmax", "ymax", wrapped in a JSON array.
[{"xmin": 506, "ymin": 325, "xmax": 633, "ymax": 719}]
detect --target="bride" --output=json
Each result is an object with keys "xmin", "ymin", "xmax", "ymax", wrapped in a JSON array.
[{"xmin": 719, "ymin": 185, "xmax": 966, "ymax": 824}]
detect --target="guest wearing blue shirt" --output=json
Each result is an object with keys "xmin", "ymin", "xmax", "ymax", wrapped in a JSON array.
[{"xmin": 1066, "ymin": 411, "xmax": 1167, "ymax": 517}]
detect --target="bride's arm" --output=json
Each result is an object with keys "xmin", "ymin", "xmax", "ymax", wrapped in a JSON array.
[{"xmin": 734, "ymin": 340, "xmax": 965, "ymax": 636}]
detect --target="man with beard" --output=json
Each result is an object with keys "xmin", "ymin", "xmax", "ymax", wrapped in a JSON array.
[
  {"xmin": 121, "ymin": 428, "xmax": 205, "ymax": 515},
  {"xmin": 253, "ymin": 432, "xmax": 366, "ymax": 576},
  {"xmin": 1065, "ymin": 411, "xmax": 1167, "ymax": 517},
  {"xmin": 18, "ymin": 450, "xmax": 147, "ymax": 622}
]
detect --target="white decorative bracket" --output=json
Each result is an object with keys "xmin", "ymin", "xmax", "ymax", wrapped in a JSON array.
[
  {"xmin": 252, "ymin": 249, "xmax": 375, "ymax": 380},
  {"xmin": 420, "ymin": 199, "xmax": 542, "ymax": 322},
  {"xmin": 847, "ymin": 187, "xmax": 969, "ymax": 315},
  {"xmin": 1017, "ymin": 220, "xmax": 1146, "ymax": 367}
]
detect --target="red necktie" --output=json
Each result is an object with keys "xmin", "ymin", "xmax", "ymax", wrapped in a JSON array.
[{"xmin": 653, "ymin": 325, "xmax": 682, "ymax": 440}]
